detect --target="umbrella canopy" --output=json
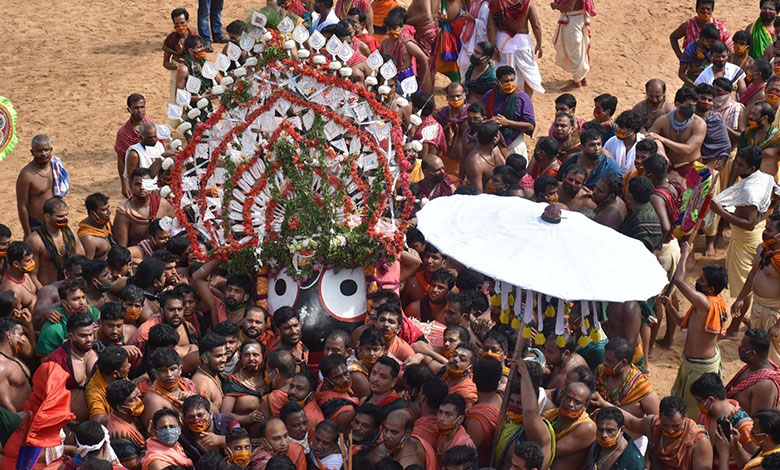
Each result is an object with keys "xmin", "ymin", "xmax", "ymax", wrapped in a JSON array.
[{"xmin": 416, "ymin": 194, "xmax": 669, "ymax": 302}]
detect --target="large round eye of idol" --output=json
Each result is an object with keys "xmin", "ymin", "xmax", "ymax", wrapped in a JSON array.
[
  {"xmin": 268, "ymin": 269, "xmax": 300, "ymax": 312},
  {"xmin": 318, "ymin": 267, "xmax": 367, "ymax": 322}
]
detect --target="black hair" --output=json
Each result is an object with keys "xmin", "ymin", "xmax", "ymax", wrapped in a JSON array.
[
  {"xmin": 615, "ymin": 110, "xmax": 643, "ymax": 132},
  {"xmin": 171, "ymin": 8, "xmax": 189, "ymax": 21},
  {"xmin": 599, "ymin": 173, "xmax": 622, "ymax": 198},
  {"xmin": 130, "ymin": 257, "xmax": 165, "ymax": 289},
  {"xmin": 659, "ymin": 395, "xmax": 687, "ymax": 418},
  {"xmin": 475, "ymin": 40, "xmax": 494, "ymax": 57},
  {"xmin": 495, "ymin": 65, "xmax": 515, "ymax": 82},
  {"xmin": 59, "ymin": 278, "xmax": 87, "ymax": 302},
  {"xmin": 272, "ymin": 306, "xmax": 299, "ymax": 329},
  {"xmin": 293, "ymin": 370, "xmax": 318, "ymax": 393},
  {"xmin": 159, "ymin": 290, "xmax": 184, "ymax": 310},
  {"xmin": 734, "ymin": 30, "xmax": 752, "ymax": 46},
  {"xmin": 713, "ymin": 76, "xmax": 733, "ymax": 93},
  {"xmin": 628, "ymin": 177, "xmax": 654, "ymax": 204},
  {"xmin": 106, "ymin": 379, "xmax": 136, "ymax": 410},
  {"xmin": 225, "ymin": 427, "xmax": 250, "ymax": 446},
  {"xmin": 359, "ymin": 328, "xmax": 386, "ymax": 348},
  {"xmin": 7, "ymin": 241, "xmax": 32, "ymax": 264},
  {"xmin": 355, "ymin": 402, "xmax": 385, "ymax": 427},
  {"xmin": 431, "ymin": 268, "xmax": 456, "ymax": 290},
  {"xmin": 473, "ymin": 357, "xmax": 502, "ymax": 392},
  {"xmin": 183, "ymin": 35, "xmax": 204, "ymax": 52},
  {"xmin": 120, "ymin": 284, "xmax": 146, "ymax": 304},
  {"xmin": 467, "ymin": 101, "xmax": 486, "ymax": 116},
  {"xmin": 375, "ymin": 356, "xmax": 400, "ymax": 378},
  {"xmin": 199, "ymin": 332, "xmax": 227, "ymax": 355},
  {"xmin": 166, "ymin": 234, "xmax": 191, "ymax": 257},
  {"xmin": 594, "ymin": 94, "xmax": 618, "ymax": 114},
  {"xmin": 534, "ymin": 175, "xmax": 559, "ymax": 196},
  {"xmin": 266, "ymin": 456, "xmax": 296, "ymax": 470},
  {"xmin": 509, "ymin": 360, "xmax": 544, "ymax": 398},
  {"xmin": 635, "ymin": 138, "xmax": 658, "ymax": 154},
  {"xmin": 690, "ymin": 372, "xmax": 727, "ymax": 400},
  {"xmin": 82, "ymin": 259, "xmax": 108, "ymax": 283},
  {"xmin": 555, "ymin": 93, "xmax": 577, "ymax": 110},
  {"xmin": 477, "ymin": 121, "xmax": 500, "ymax": 144},
  {"xmin": 43, "ymin": 196, "xmax": 67, "ymax": 215},
  {"xmin": 107, "ymin": 245, "xmax": 132, "ymax": 271},
  {"xmin": 127, "ymin": 93, "xmax": 146, "ymax": 107},
  {"xmin": 67, "ymin": 311, "xmax": 94, "ymax": 333},
  {"xmin": 196, "ymin": 453, "xmax": 226, "ymax": 470},
  {"xmin": 514, "ymin": 441, "xmax": 544, "ymax": 469},
  {"xmin": 643, "ymin": 154, "xmax": 669, "ymax": 179},
  {"xmin": 675, "ymin": 87, "xmax": 699, "ymax": 104},
  {"xmin": 702, "ymin": 263, "xmax": 728, "ymax": 294},
  {"xmin": 383, "ymin": 9, "xmax": 405, "ymax": 29},
  {"xmin": 85, "ymin": 193, "xmax": 109, "ymax": 213},
  {"xmin": 182, "ymin": 394, "xmax": 211, "ymax": 414},
  {"xmin": 579, "ymin": 128, "xmax": 602, "ymax": 146},
  {"xmin": 347, "ymin": 7, "xmax": 367, "ymax": 23},
  {"xmin": 444, "ymin": 324, "xmax": 471, "ymax": 344},
  {"xmin": 0, "ymin": 317, "xmax": 19, "ymax": 342},
  {"xmin": 148, "ymin": 323, "xmax": 180, "ymax": 349},
  {"xmin": 604, "ymin": 337, "xmax": 634, "ymax": 364},
  {"xmin": 442, "ymin": 445, "xmax": 477, "ymax": 467},
  {"xmin": 755, "ymin": 409, "xmax": 780, "ymax": 444},
  {"xmin": 595, "ymin": 406, "xmax": 625, "ymax": 427},
  {"xmin": 214, "ymin": 320, "xmax": 240, "ymax": 338},
  {"xmin": 150, "ymin": 347, "xmax": 180, "ymax": 369},
  {"xmin": 320, "ymin": 353, "xmax": 347, "ymax": 379},
  {"xmin": 97, "ymin": 345, "xmax": 129, "ymax": 376},
  {"xmin": 739, "ymin": 146, "xmax": 766, "ymax": 171},
  {"xmin": 745, "ymin": 328, "xmax": 771, "ymax": 355},
  {"xmin": 376, "ymin": 301, "xmax": 403, "ymax": 324},
  {"xmin": 411, "ymin": 92, "xmax": 434, "ymax": 117},
  {"xmin": 535, "ymin": 136, "xmax": 559, "ymax": 158},
  {"xmin": 420, "ymin": 381, "xmax": 450, "ymax": 410},
  {"xmin": 375, "ymin": 459, "xmax": 403, "ymax": 470},
  {"xmin": 130, "ymin": 167, "xmax": 153, "ymax": 181},
  {"xmin": 226, "ymin": 20, "xmax": 246, "ymax": 35},
  {"xmin": 266, "ymin": 349, "xmax": 297, "ymax": 377},
  {"xmin": 710, "ymin": 40, "xmax": 727, "ymax": 55},
  {"xmin": 279, "ymin": 401, "xmax": 305, "ymax": 422}
]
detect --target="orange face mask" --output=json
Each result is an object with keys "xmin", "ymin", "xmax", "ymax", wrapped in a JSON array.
[
  {"xmin": 697, "ymin": 12, "xmax": 712, "ymax": 23},
  {"xmin": 500, "ymin": 81, "xmax": 516, "ymax": 94},
  {"xmin": 22, "ymin": 261, "xmax": 35, "ymax": 273},
  {"xmin": 125, "ymin": 307, "xmax": 143, "ymax": 323},
  {"xmin": 767, "ymin": 92, "xmax": 780, "ymax": 104},
  {"xmin": 447, "ymin": 98, "xmax": 465, "ymax": 108},
  {"xmin": 175, "ymin": 24, "xmax": 189, "ymax": 36},
  {"xmin": 388, "ymin": 30, "xmax": 401, "ymax": 39}
]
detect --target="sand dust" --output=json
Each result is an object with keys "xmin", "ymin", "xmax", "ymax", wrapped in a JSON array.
[{"xmin": 1, "ymin": 0, "xmax": 758, "ymax": 394}]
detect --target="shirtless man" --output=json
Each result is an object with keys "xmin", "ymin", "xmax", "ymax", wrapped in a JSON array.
[
  {"xmin": 113, "ymin": 168, "xmax": 174, "ymax": 247},
  {"xmin": 25, "ymin": 197, "xmax": 85, "ymax": 286},
  {"xmin": 379, "ymin": 10, "xmax": 428, "ymax": 90},
  {"xmin": 463, "ymin": 121, "xmax": 506, "ymax": 194},
  {"xmin": 732, "ymin": 214, "xmax": 780, "ymax": 363},
  {"xmin": 142, "ymin": 347, "xmax": 199, "ymax": 422},
  {"xmin": 633, "ymin": 79, "xmax": 677, "ymax": 131},
  {"xmin": 1, "ymin": 242, "xmax": 41, "ymax": 313},
  {"xmin": 725, "ymin": 328, "xmax": 780, "ymax": 416},
  {"xmin": 130, "ymin": 291, "xmax": 199, "ymax": 371},
  {"xmin": 647, "ymin": 87, "xmax": 706, "ymax": 182},
  {"xmin": 128, "ymin": 219, "xmax": 171, "ymax": 265},
  {"xmin": 406, "ymin": 0, "xmax": 438, "ymax": 93},
  {"xmin": 659, "ymin": 241, "xmax": 729, "ymax": 417},
  {"xmin": 31, "ymin": 255, "xmax": 87, "ymax": 328},
  {"xmin": 487, "ymin": 0, "xmax": 543, "ymax": 96},
  {"xmin": 739, "ymin": 101, "xmax": 780, "ymax": 179},
  {"xmin": 0, "ymin": 318, "xmax": 32, "ymax": 413},
  {"xmin": 16, "ymin": 135, "xmax": 55, "ymax": 238},
  {"xmin": 44, "ymin": 311, "xmax": 99, "ymax": 421},
  {"xmin": 543, "ymin": 381, "xmax": 597, "ymax": 470},
  {"xmin": 542, "ymin": 332, "xmax": 589, "ymax": 391},
  {"xmin": 557, "ymin": 164, "xmax": 596, "ymax": 212},
  {"xmin": 82, "ymin": 259, "xmax": 116, "ymax": 309},
  {"xmin": 377, "ymin": 409, "xmax": 434, "ymax": 467},
  {"xmin": 739, "ymin": 60, "xmax": 773, "ymax": 130},
  {"xmin": 591, "ymin": 173, "xmax": 626, "ymax": 231},
  {"xmin": 192, "ymin": 332, "xmax": 228, "ymax": 411},
  {"xmin": 401, "ymin": 243, "xmax": 446, "ymax": 307},
  {"xmin": 602, "ymin": 301, "xmax": 643, "ymax": 369},
  {"xmin": 79, "ymin": 193, "xmax": 115, "ymax": 260}
]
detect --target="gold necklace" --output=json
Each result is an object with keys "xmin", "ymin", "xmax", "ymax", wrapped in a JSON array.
[{"xmin": 198, "ymin": 366, "xmax": 223, "ymax": 393}]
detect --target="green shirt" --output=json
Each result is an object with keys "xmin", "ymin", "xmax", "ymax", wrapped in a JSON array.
[
  {"xmin": 586, "ymin": 434, "xmax": 646, "ymax": 470},
  {"xmin": 36, "ymin": 305, "xmax": 100, "ymax": 356}
]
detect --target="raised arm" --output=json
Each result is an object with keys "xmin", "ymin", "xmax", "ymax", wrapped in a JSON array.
[
  {"xmin": 673, "ymin": 242, "xmax": 711, "ymax": 313},
  {"xmin": 193, "ymin": 259, "xmax": 222, "ymax": 325}
]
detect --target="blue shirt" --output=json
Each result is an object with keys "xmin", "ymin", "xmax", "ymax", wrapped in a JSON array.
[{"xmin": 481, "ymin": 88, "xmax": 536, "ymax": 143}]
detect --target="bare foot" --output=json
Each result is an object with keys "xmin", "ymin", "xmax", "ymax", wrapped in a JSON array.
[
  {"xmin": 704, "ymin": 243, "xmax": 717, "ymax": 258},
  {"xmin": 655, "ymin": 337, "xmax": 673, "ymax": 349},
  {"xmin": 572, "ymin": 79, "xmax": 583, "ymax": 88},
  {"xmin": 581, "ymin": 77, "xmax": 588, "ymax": 86}
]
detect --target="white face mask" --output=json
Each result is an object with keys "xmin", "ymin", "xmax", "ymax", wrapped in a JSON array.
[{"xmin": 713, "ymin": 94, "xmax": 730, "ymax": 108}]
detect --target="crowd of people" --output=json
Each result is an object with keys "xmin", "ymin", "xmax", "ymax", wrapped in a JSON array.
[{"xmin": 10, "ymin": 0, "xmax": 780, "ymax": 469}]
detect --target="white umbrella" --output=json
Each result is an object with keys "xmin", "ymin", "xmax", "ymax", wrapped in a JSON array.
[{"xmin": 416, "ymin": 194, "xmax": 669, "ymax": 303}]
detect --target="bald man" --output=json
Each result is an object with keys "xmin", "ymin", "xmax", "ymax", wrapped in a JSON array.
[
  {"xmin": 378, "ymin": 409, "xmax": 437, "ymax": 468},
  {"xmin": 251, "ymin": 418, "xmax": 307, "ymax": 470},
  {"xmin": 418, "ymin": 155, "xmax": 458, "ymax": 199},
  {"xmin": 632, "ymin": 79, "xmax": 676, "ymax": 131},
  {"xmin": 16, "ymin": 135, "xmax": 57, "ymax": 237},
  {"xmin": 123, "ymin": 122, "xmax": 170, "ymax": 194}
]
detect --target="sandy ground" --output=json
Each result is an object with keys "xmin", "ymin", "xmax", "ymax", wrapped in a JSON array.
[{"xmin": 1, "ymin": 0, "xmax": 760, "ymax": 394}]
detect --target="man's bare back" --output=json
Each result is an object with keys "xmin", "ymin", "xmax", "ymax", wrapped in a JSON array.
[
  {"xmin": 464, "ymin": 147, "xmax": 505, "ymax": 193},
  {"xmin": 0, "ymin": 355, "xmax": 31, "ymax": 412}
]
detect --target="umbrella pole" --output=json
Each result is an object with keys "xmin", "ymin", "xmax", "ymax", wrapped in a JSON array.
[
  {"xmin": 663, "ymin": 172, "xmax": 720, "ymax": 297},
  {"xmin": 488, "ymin": 321, "xmax": 527, "ymax": 466}
]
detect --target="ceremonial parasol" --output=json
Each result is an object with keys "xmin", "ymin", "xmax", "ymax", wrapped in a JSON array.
[
  {"xmin": 0, "ymin": 97, "xmax": 18, "ymax": 161},
  {"xmin": 417, "ymin": 194, "xmax": 668, "ymax": 303}
]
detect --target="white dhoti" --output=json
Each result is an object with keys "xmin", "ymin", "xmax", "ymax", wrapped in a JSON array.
[
  {"xmin": 495, "ymin": 32, "xmax": 545, "ymax": 94},
  {"xmin": 507, "ymin": 133, "xmax": 528, "ymax": 157},
  {"xmin": 552, "ymin": 10, "xmax": 591, "ymax": 82},
  {"xmin": 658, "ymin": 239, "xmax": 681, "ymax": 294}
]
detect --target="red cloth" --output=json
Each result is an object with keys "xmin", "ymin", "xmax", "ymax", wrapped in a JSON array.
[
  {"xmin": 438, "ymin": 426, "xmax": 476, "ymax": 452},
  {"xmin": 356, "ymin": 33, "xmax": 380, "ymax": 52},
  {"xmin": 314, "ymin": 387, "xmax": 359, "ymax": 425},
  {"xmin": 114, "ymin": 117, "xmax": 152, "ymax": 159},
  {"xmin": 400, "ymin": 313, "xmax": 425, "ymax": 344},
  {"xmin": 413, "ymin": 415, "xmax": 439, "ymax": 444},
  {"xmin": 740, "ymin": 82, "xmax": 766, "ymax": 105},
  {"xmin": 445, "ymin": 376, "xmax": 478, "ymax": 405},
  {"xmin": 44, "ymin": 344, "xmax": 84, "ymax": 390},
  {"xmin": 304, "ymin": 400, "xmax": 326, "ymax": 436},
  {"xmin": 266, "ymin": 336, "xmax": 310, "ymax": 369},
  {"xmin": 1, "ymin": 363, "xmax": 75, "ymax": 470},
  {"xmin": 335, "ymin": 0, "xmax": 370, "ymax": 18},
  {"xmin": 411, "ymin": 431, "xmax": 438, "ymax": 470},
  {"xmin": 553, "ymin": 0, "xmax": 595, "ymax": 16},
  {"xmin": 684, "ymin": 17, "xmax": 732, "ymax": 49},
  {"xmin": 466, "ymin": 403, "xmax": 500, "ymax": 464},
  {"xmin": 265, "ymin": 389, "xmax": 289, "ymax": 417},
  {"xmin": 414, "ymin": 115, "xmax": 447, "ymax": 154},
  {"xmin": 726, "ymin": 363, "xmax": 780, "ymax": 406}
]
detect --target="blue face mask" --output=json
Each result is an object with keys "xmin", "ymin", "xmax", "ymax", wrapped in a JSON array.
[{"xmin": 157, "ymin": 427, "xmax": 181, "ymax": 445}]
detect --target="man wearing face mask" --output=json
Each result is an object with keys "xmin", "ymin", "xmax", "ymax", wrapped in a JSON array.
[
  {"xmin": 442, "ymin": 343, "xmax": 478, "ymax": 406},
  {"xmin": 590, "ymin": 338, "xmax": 659, "ymax": 425},
  {"xmin": 250, "ymin": 418, "xmax": 307, "ymax": 470},
  {"xmin": 647, "ymin": 87, "xmax": 706, "ymax": 181},
  {"xmin": 124, "ymin": 123, "xmax": 167, "ymax": 190},
  {"xmin": 669, "ymin": 0, "xmax": 732, "ymax": 60},
  {"xmin": 549, "ymin": 113, "xmax": 581, "ymax": 161},
  {"xmin": 82, "ymin": 259, "xmax": 117, "ymax": 309},
  {"xmin": 116, "ymin": 95, "xmax": 154, "ymax": 198},
  {"xmin": 114, "ymin": 168, "xmax": 175, "ymax": 248},
  {"xmin": 528, "ymin": 137, "xmax": 560, "ymax": 180},
  {"xmin": 193, "ymin": 259, "xmax": 254, "ymax": 328},
  {"xmin": 462, "ymin": 121, "xmax": 506, "ymax": 194},
  {"xmin": 106, "ymin": 380, "xmax": 147, "ymax": 470},
  {"xmin": 78, "ymin": 193, "xmax": 116, "ymax": 260},
  {"xmin": 348, "ymin": 329, "xmax": 387, "ymax": 398},
  {"xmin": 592, "ymin": 173, "xmax": 626, "ymax": 231},
  {"xmin": 732, "ymin": 215, "xmax": 780, "ymax": 364},
  {"xmin": 725, "ymin": 329, "xmax": 780, "ymax": 416},
  {"xmin": 175, "ymin": 36, "xmax": 216, "ymax": 104},
  {"xmin": 746, "ymin": 0, "xmax": 778, "ymax": 59},
  {"xmin": 26, "ymin": 197, "xmax": 85, "ymax": 287},
  {"xmin": 738, "ymin": 102, "xmax": 780, "ymax": 179},
  {"xmin": 695, "ymin": 41, "xmax": 747, "ymax": 92},
  {"xmin": 463, "ymin": 42, "xmax": 496, "ymax": 103},
  {"xmin": 708, "ymin": 146, "xmax": 776, "ymax": 338},
  {"xmin": 678, "ymin": 23, "xmax": 721, "ymax": 87},
  {"xmin": 557, "ymin": 165, "xmax": 596, "ymax": 212},
  {"xmin": 37, "ymin": 279, "xmax": 100, "ymax": 357},
  {"xmin": 142, "ymin": 408, "xmax": 194, "ymax": 470},
  {"xmin": 561, "ymin": 128, "xmax": 623, "ymax": 190},
  {"xmin": 542, "ymin": 381, "xmax": 597, "ymax": 470},
  {"xmin": 632, "ymin": 79, "xmax": 676, "ymax": 131},
  {"xmin": 694, "ymin": 83, "xmax": 732, "ymax": 166},
  {"xmin": 435, "ymin": 83, "xmax": 470, "ymax": 176},
  {"xmin": 436, "ymin": 394, "xmax": 474, "ymax": 456},
  {"xmin": 2, "ymin": 242, "xmax": 41, "ymax": 314},
  {"xmin": 286, "ymin": 371, "xmax": 324, "ymax": 435},
  {"xmin": 482, "ymin": 66, "xmax": 535, "ymax": 157},
  {"xmin": 316, "ymin": 355, "xmax": 359, "ymax": 433},
  {"xmin": 603, "ymin": 111, "xmax": 645, "ymax": 174},
  {"xmin": 0, "ymin": 317, "xmax": 32, "ymax": 413},
  {"xmin": 180, "ymin": 395, "xmax": 239, "ymax": 461},
  {"xmin": 257, "ymin": 350, "xmax": 299, "ymax": 419},
  {"xmin": 381, "ymin": 409, "xmax": 436, "ymax": 469},
  {"xmin": 584, "ymin": 407, "xmax": 645, "ymax": 470}
]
